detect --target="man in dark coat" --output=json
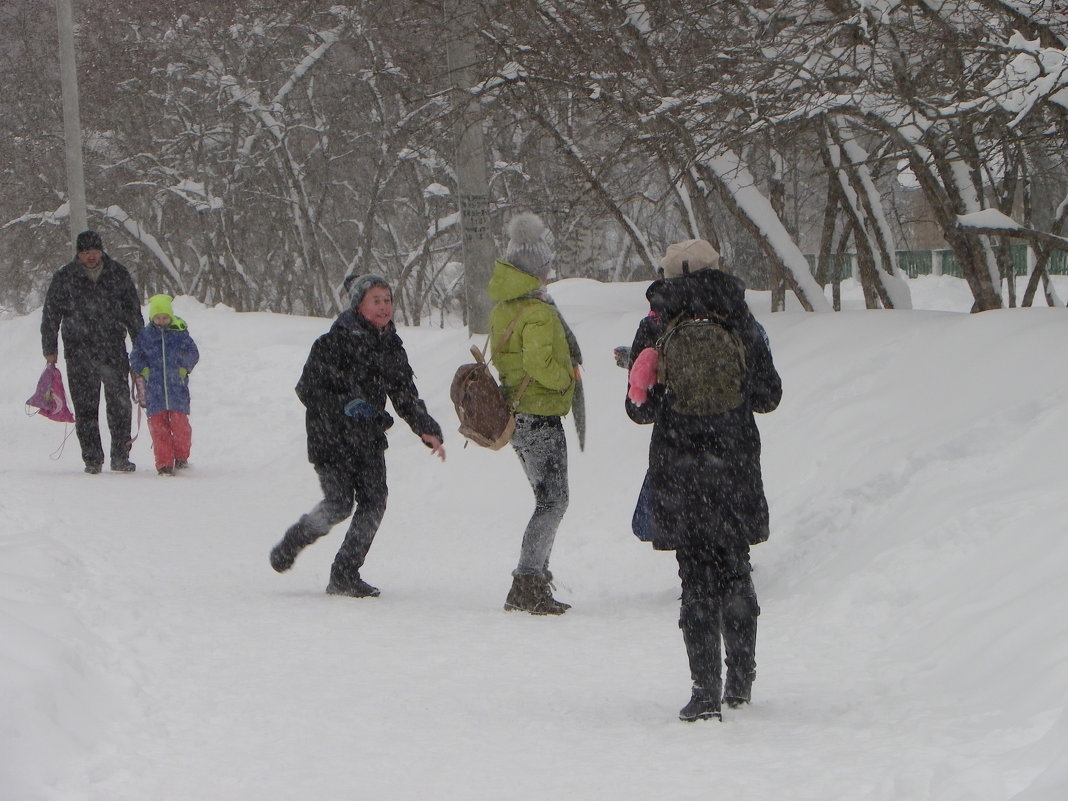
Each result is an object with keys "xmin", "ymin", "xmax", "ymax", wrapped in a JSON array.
[
  {"xmin": 41, "ymin": 230, "xmax": 144, "ymax": 473},
  {"xmin": 269, "ymin": 274, "xmax": 445, "ymax": 598},
  {"xmin": 625, "ymin": 239, "xmax": 782, "ymax": 722}
]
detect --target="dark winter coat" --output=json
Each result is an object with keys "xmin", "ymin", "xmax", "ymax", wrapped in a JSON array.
[
  {"xmin": 625, "ymin": 269, "xmax": 782, "ymax": 552},
  {"xmin": 129, "ymin": 318, "xmax": 200, "ymax": 417},
  {"xmin": 41, "ymin": 255, "xmax": 143, "ymax": 362},
  {"xmin": 295, "ymin": 309, "xmax": 442, "ymax": 465}
]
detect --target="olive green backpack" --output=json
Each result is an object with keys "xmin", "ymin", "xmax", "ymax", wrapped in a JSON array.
[{"xmin": 656, "ymin": 314, "xmax": 746, "ymax": 415}]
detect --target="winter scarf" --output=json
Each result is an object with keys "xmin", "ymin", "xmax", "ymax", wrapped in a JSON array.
[{"xmin": 526, "ymin": 288, "xmax": 582, "ymax": 369}]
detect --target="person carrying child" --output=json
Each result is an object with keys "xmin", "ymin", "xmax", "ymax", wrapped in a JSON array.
[{"xmin": 129, "ymin": 294, "xmax": 200, "ymax": 476}]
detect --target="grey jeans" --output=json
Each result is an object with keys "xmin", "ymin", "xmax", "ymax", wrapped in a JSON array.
[{"xmin": 510, "ymin": 414, "xmax": 569, "ymax": 575}]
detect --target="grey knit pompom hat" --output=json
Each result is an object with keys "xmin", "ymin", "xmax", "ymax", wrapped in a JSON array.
[{"xmin": 504, "ymin": 212, "xmax": 554, "ymax": 279}]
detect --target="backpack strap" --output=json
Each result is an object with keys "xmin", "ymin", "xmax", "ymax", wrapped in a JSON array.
[
  {"xmin": 471, "ymin": 309, "xmax": 526, "ymax": 363},
  {"xmin": 464, "ymin": 354, "xmax": 530, "ymax": 411}
]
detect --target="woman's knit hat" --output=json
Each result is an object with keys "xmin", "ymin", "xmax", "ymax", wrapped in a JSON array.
[
  {"xmin": 344, "ymin": 273, "xmax": 391, "ymax": 308},
  {"xmin": 504, "ymin": 212, "xmax": 554, "ymax": 280}
]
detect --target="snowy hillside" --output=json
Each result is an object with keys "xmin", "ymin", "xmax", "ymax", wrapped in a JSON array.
[{"xmin": 2, "ymin": 276, "xmax": 1068, "ymax": 801}]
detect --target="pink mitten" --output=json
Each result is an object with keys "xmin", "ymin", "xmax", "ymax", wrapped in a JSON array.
[{"xmin": 627, "ymin": 347, "xmax": 659, "ymax": 405}]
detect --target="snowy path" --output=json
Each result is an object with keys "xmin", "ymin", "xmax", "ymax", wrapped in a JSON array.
[{"xmin": 4, "ymin": 278, "xmax": 1068, "ymax": 800}]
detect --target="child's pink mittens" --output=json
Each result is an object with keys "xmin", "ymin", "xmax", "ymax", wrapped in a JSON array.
[{"xmin": 627, "ymin": 347, "xmax": 659, "ymax": 405}]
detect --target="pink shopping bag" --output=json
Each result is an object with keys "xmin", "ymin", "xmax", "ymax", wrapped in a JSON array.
[{"xmin": 26, "ymin": 364, "xmax": 76, "ymax": 423}]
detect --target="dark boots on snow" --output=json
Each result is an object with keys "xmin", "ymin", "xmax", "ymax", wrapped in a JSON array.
[
  {"xmin": 269, "ymin": 539, "xmax": 300, "ymax": 573},
  {"xmin": 722, "ymin": 670, "xmax": 754, "ymax": 709},
  {"xmin": 679, "ymin": 685, "xmax": 722, "ymax": 722},
  {"xmin": 270, "ymin": 519, "xmax": 315, "ymax": 573},
  {"xmin": 676, "ymin": 571, "xmax": 760, "ymax": 720},
  {"xmin": 679, "ymin": 598, "xmax": 722, "ymax": 722},
  {"xmin": 325, "ymin": 573, "xmax": 380, "ymax": 598},
  {"xmin": 503, "ymin": 572, "xmax": 569, "ymax": 615},
  {"xmin": 271, "ymin": 515, "xmax": 379, "ymax": 597},
  {"xmin": 721, "ymin": 574, "xmax": 759, "ymax": 709},
  {"xmin": 111, "ymin": 446, "xmax": 136, "ymax": 472}
]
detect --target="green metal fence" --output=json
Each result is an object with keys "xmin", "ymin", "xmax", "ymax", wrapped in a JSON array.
[
  {"xmin": 922, "ymin": 245, "xmax": 1068, "ymax": 277},
  {"xmin": 807, "ymin": 246, "xmax": 1068, "ymax": 279},
  {"xmin": 803, "ymin": 253, "xmax": 854, "ymax": 282},
  {"xmin": 897, "ymin": 251, "xmax": 932, "ymax": 278}
]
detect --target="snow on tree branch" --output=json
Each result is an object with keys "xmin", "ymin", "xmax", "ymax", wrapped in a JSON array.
[
  {"xmin": 273, "ymin": 26, "xmax": 344, "ymax": 108},
  {"xmin": 983, "ymin": 33, "xmax": 1068, "ymax": 124},
  {"xmin": 957, "ymin": 210, "xmax": 1068, "ymax": 251},
  {"xmin": 702, "ymin": 150, "xmax": 832, "ymax": 312},
  {"xmin": 98, "ymin": 205, "xmax": 184, "ymax": 289}
]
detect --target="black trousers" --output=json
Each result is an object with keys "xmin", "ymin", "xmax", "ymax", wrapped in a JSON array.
[
  {"xmin": 290, "ymin": 451, "xmax": 388, "ymax": 587},
  {"xmin": 66, "ymin": 351, "xmax": 133, "ymax": 466},
  {"xmin": 676, "ymin": 542, "xmax": 760, "ymax": 693}
]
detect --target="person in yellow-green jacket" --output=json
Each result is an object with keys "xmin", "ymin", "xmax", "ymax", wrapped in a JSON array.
[{"xmin": 489, "ymin": 212, "xmax": 581, "ymax": 615}]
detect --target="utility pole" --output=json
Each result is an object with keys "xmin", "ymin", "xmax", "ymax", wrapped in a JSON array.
[
  {"xmin": 56, "ymin": 0, "xmax": 88, "ymax": 247},
  {"xmin": 444, "ymin": 0, "xmax": 494, "ymax": 335}
]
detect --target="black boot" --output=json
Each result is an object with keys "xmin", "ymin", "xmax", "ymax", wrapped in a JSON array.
[
  {"xmin": 325, "ymin": 558, "xmax": 379, "ymax": 596},
  {"xmin": 722, "ymin": 673, "xmax": 753, "ymax": 709},
  {"xmin": 325, "ymin": 574, "xmax": 380, "ymax": 597},
  {"xmin": 270, "ymin": 518, "xmax": 314, "ymax": 573},
  {"xmin": 679, "ymin": 599, "xmax": 722, "ymax": 720},
  {"xmin": 721, "ymin": 574, "xmax": 759, "ymax": 708},
  {"xmin": 679, "ymin": 685, "xmax": 721, "ymax": 722}
]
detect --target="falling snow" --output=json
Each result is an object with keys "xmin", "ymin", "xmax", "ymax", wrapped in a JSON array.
[{"xmin": 3, "ymin": 275, "xmax": 1068, "ymax": 800}]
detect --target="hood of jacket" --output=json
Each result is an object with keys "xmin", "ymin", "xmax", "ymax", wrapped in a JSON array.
[
  {"xmin": 488, "ymin": 259, "xmax": 541, "ymax": 303},
  {"xmin": 646, "ymin": 268, "xmax": 747, "ymax": 322}
]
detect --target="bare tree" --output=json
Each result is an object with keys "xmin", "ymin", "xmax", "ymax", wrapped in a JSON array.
[{"xmin": 3, "ymin": 0, "xmax": 1067, "ymax": 319}]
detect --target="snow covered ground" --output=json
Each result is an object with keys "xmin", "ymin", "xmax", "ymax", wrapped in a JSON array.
[{"xmin": 3, "ymin": 275, "xmax": 1068, "ymax": 801}]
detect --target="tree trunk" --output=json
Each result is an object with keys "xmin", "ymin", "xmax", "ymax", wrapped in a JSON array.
[{"xmin": 444, "ymin": 0, "xmax": 494, "ymax": 335}]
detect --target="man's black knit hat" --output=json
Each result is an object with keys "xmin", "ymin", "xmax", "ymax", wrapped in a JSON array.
[{"xmin": 76, "ymin": 230, "xmax": 103, "ymax": 252}]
